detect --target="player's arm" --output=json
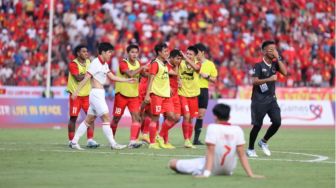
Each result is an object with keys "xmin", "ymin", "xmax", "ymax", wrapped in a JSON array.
[
  {"xmin": 71, "ymin": 73, "xmax": 92, "ymax": 99},
  {"xmin": 144, "ymin": 74, "xmax": 154, "ymax": 104},
  {"xmin": 236, "ymin": 144, "xmax": 265, "ymax": 178},
  {"xmin": 168, "ymin": 69, "xmax": 178, "ymax": 76},
  {"xmin": 180, "ymin": 51, "xmax": 201, "ymax": 72},
  {"xmin": 194, "ymin": 143, "xmax": 215, "ymax": 178},
  {"xmin": 272, "ymin": 49, "xmax": 287, "ymax": 77},
  {"xmin": 107, "ymin": 71, "xmax": 135, "ymax": 83},
  {"xmin": 124, "ymin": 64, "xmax": 149, "ymax": 78},
  {"xmin": 69, "ymin": 62, "xmax": 85, "ymax": 82},
  {"xmin": 252, "ymin": 64, "xmax": 277, "ymax": 85},
  {"xmin": 144, "ymin": 62, "xmax": 158, "ymax": 104}
]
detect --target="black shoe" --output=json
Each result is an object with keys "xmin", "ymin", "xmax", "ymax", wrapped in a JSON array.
[{"xmin": 193, "ymin": 140, "xmax": 204, "ymax": 145}]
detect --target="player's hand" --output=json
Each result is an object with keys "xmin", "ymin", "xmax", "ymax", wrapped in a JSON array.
[
  {"xmin": 180, "ymin": 50, "xmax": 187, "ymax": 59},
  {"xmin": 71, "ymin": 93, "xmax": 78, "ymax": 100},
  {"xmin": 270, "ymin": 74, "xmax": 277, "ymax": 81},
  {"xmin": 272, "ymin": 49, "xmax": 279, "ymax": 60},
  {"xmin": 200, "ymin": 73, "xmax": 209, "ymax": 79},
  {"xmin": 250, "ymin": 174, "xmax": 265, "ymax": 179},
  {"xmin": 144, "ymin": 94, "xmax": 150, "ymax": 104},
  {"xmin": 127, "ymin": 78, "xmax": 136, "ymax": 83},
  {"xmin": 142, "ymin": 64, "xmax": 149, "ymax": 71}
]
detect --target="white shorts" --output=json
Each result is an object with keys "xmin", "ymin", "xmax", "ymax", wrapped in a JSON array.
[
  {"xmin": 87, "ymin": 88, "xmax": 109, "ymax": 117},
  {"xmin": 176, "ymin": 157, "xmax": 205, "ymax": 176},
  {"xmin": 176, "ymin": 157, "xmax": 234, "ymax": 176}
]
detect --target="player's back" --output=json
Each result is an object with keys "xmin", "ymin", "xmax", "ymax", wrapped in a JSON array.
[{"xmin": 205, "ymin": 123, "xmax": 245, "ymax": 175}]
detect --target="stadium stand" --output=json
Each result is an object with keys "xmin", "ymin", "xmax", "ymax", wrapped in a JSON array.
[{"xmin": 0, "ymin": 0, "xmax": 334, "ymax": 96}]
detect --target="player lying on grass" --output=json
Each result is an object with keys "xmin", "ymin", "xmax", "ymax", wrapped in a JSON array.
[{"xmin": 169, "ymin": 103, "xmax": 264, "ymax": 178}]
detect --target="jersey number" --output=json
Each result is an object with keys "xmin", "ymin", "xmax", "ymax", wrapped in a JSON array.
[
  {"xmin": 220, "ymin": 145, "xmax": 232, "ymax": 166},
  {"xmin": 115, "ymin": 108, "xmax": 122, "ymax": 115}
]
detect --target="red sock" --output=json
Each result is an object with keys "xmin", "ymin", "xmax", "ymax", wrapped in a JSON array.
[
  {"xmin": 68, "ymin": 131, "xmax": 74, "ymax": 141},
  {"xmin": 156, "ymin": 120, "xmax": 160, "ymax": 131},
  {"xmin": 130, "ymin": 122, "xmax": 141, "ymax": 141},
  {"xmin": 159, "ymin": 120, "xmax": 173, "ymax": 138},
  {"xmin": 188, "ymin": 123, "xmax": 193, "ymax": 140},
  {"xmin": 164, "ymin": 122, "xmax": 177, "ymax": 143},
  {"xmin": 182, "ymin": 121, "xmax": 189, "ymax": 140},
  {"xmin": 110, "ymin": 121, "xmax": 118, "ymax": 136},
  {"xmin": 87, "ymin": 126, "xmax": 94, "ymax": 139},
  {"xmin": 141, "ymin": 116, "xmax": 150, "ymax": 134},
  {"xmin": 149, "ymin": 121, "xmax": 157, "ymax": 143}
]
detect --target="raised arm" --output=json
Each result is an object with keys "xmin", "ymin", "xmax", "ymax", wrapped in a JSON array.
[
  {"xmin": 273, "ymin": 50, "xmax": 287, "ymax": 76},
  {"xmin": 180, "ymin": 51, "xmax": 201, "ymax": 72}
]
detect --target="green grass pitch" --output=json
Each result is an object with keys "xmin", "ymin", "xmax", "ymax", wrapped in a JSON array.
[{"xmin": 0, "ymin": 127, "xmax": 334, "ymax": 188}]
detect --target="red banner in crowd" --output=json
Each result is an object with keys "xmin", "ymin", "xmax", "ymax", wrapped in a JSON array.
[{"xmin": 237, "ymin": 86, "xmax": 335, "ymax": 101}]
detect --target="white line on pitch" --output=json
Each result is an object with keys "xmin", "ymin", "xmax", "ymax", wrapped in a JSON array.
[{"xmin": 0, "ymin": 147, "xmax": 334, "ymax": 164}]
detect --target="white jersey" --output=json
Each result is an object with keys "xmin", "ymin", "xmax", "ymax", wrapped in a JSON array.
[
  {"xmin": 88, "ymin": 57, "xmax": 110, "ymax": 85},
  {"xmin": 205, "ymin": 123, "xmax": 245, "ymax": 175}
]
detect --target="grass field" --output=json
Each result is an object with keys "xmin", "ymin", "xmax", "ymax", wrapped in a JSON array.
[{"xmin": 0, "ymin": 127, "xmax": 334, "ymax": 188}]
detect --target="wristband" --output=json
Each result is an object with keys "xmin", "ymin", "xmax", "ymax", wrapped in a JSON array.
[{"xmin": 203, "ymin": 170, "xmax": 211, "ymax": 177}]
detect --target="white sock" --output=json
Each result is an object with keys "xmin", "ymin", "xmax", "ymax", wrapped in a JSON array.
[
  {"xmin": 102, "ymin": 124, "xmax": 117, "ymax": 146},
  {"xmin": 72, "ymin": 121, "xmax": 88, "ymax": 144}
]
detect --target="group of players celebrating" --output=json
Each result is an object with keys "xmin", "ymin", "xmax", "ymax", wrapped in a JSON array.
[{"xmin": 67, "ymin": 42, "xmax": 217, "ymax": 150}]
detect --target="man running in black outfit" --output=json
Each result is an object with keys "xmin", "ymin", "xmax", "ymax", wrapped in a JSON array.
[{"xmin": 246, "ymin": 40, "xmax": 287, "ymax": 157}]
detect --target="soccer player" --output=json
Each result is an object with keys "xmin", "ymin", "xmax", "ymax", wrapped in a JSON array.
[
  {"xmin": 144, "ymin": 43, "xmax": 176, "ymax": 149},
  {"xmin": 110, "ymin": 44, "xmax": 148, "ymax": 148},
  {"xmin": 66, "ymin": 44, "xmax": 99, "ymax": 148},
  {"xmin": 169, "ymin": 103, "xmax": 264, "ymax": 179},
  {"xmin": 193, "ymin": 43, "xmax": 218, "ymax": 145},
  {"xmin": 246, "ymin": 40, "xmax": 287, "ymax": 157},
  {"xmin": 178, "ymin": 46, "xmax": 201, "ymax": 148},
  {"xmin": 159, "ymin": 49, "xmax": 183, "ymax": 148},
  {"xmin": 69, "ymin": 42, "xmax": 135, "ymax": 150}
]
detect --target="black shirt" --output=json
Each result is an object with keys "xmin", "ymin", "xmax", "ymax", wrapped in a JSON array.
[{"xmin": 251, "ymin": 60, "xmax": 280, "ymax": 104}]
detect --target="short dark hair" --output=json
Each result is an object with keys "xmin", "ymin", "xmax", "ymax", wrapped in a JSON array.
[
  {"xmin": 194, "ymin": 43, "xmax": 208, "ymax": 53},
  {"xmin": 73, "ymin": 44, "xmax": 87, "ymax": 56},
  {"xmin": 126, "ymin": 44, "xmax": 139, "ymax": 53},
  {"xmin": 98, "ymin": 42, "xmax": 114, "ymax": 55},
  {"xmin": 169, "ymin": 49, "xmax": 182, "ymax": 58},
  {"xmin": 261, "ymin": 40, "xmax": 276, "ymax": 50},
  {"xmin": 212, "ymin": 103, "xmax": 230, "ymax": 121},
  {"xmin": 187, "ymin": 45, "xmax": 198, "ymax": 55},
  {"xmin": 154, "ymin": 43, "xmax": 168, "ymax": 55}
]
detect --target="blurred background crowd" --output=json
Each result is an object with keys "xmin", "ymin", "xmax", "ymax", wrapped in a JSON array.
[{"xmin": 0, "ymin": 0, "xmax": 334, "ymax": 97}]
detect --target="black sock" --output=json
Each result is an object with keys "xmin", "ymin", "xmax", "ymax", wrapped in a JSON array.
[
  {"xmin": 193, "ymin": 119, "xmax": 203, "ymax": 141},
  {"xmin": 248, "ymin": 125, "xmax": 262, "ymax": 150}
]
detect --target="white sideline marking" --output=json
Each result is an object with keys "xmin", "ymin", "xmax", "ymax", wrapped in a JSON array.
[{"xmin": 0, "ymin": 147, "xmax": 334, "ymax": 164}]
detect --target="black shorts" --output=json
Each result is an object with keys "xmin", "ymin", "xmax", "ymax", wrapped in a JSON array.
[
  {"xmin": 251, "ymin": 100, "xmax": 281, "ymax": 127},
  {"xmin": 198, "ymin": 88, "xmax": 209, "ymax": 109}
]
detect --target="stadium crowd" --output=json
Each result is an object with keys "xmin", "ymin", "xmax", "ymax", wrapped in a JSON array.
[{"xmin": 0, "ymin": 0, "xmax": 334, "ymax": 95}]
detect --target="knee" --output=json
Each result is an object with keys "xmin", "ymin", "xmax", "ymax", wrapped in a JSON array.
[
  {"xmin": 272, "ymin": 118, "xmax": 281, "ymax": 127},
  {"xmin": 113, "ymin": 117, "xmax": 121, "ymax": 125},
  {"xmin": 133, "ymin": 114, "xmax": 141, "ymax": 123},
  {"xmin": 168, "ymin": 159, "xmax": 178, "ymax": 171}
]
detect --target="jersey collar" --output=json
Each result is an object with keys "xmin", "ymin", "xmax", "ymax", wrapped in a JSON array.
[
  {"xmin": 98, "ymin": 56, "xmax": 106, "ymax": 65},
  {"xmin": 217, "ymin": 121, "xmax": 231, "ymax": 126},
  {"xmin": 262, "ymin": 58, "xmax": 272, "ymax": 67}
]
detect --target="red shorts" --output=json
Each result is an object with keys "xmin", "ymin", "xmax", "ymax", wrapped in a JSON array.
[
  {"xmin": 171, "ymin": 93, "xmax": 181, "ymax": 115},
  {"xmin": 113, "ymin": 93, "xmax": 140, "ymax": 117},
  {"xmin": 179, "ymin": 96, "xmax": 199, "ymax": 118},
  {"xmin": 69, "ymin": 94, "xmax": 89, "ymax": 116},
  {"xmin": 150, "ymin": 94, "xmax": 173, "ymax": 115}
]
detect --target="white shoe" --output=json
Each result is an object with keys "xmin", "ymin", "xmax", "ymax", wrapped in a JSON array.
[
  {"xmin": 69, "ymin": 142, "xmax": 84, "ymax": 150},
  {"xmin": 128, "ymin": 141, "xmax": 142, "ymax": 149},
  {"xmin": 86, "ymin": 139, "xmax": 100, "ymax": 148},
  {"xmin": 258, "ymin": 140, "xmax": 271, "ymax": 156},
  {"xmin": 246, "ymin": 149, "xmax": 258, "ymax": 157},
  {"xmin": 111, "ymin": 143, "xmax": 127, "ymax": 150}
]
